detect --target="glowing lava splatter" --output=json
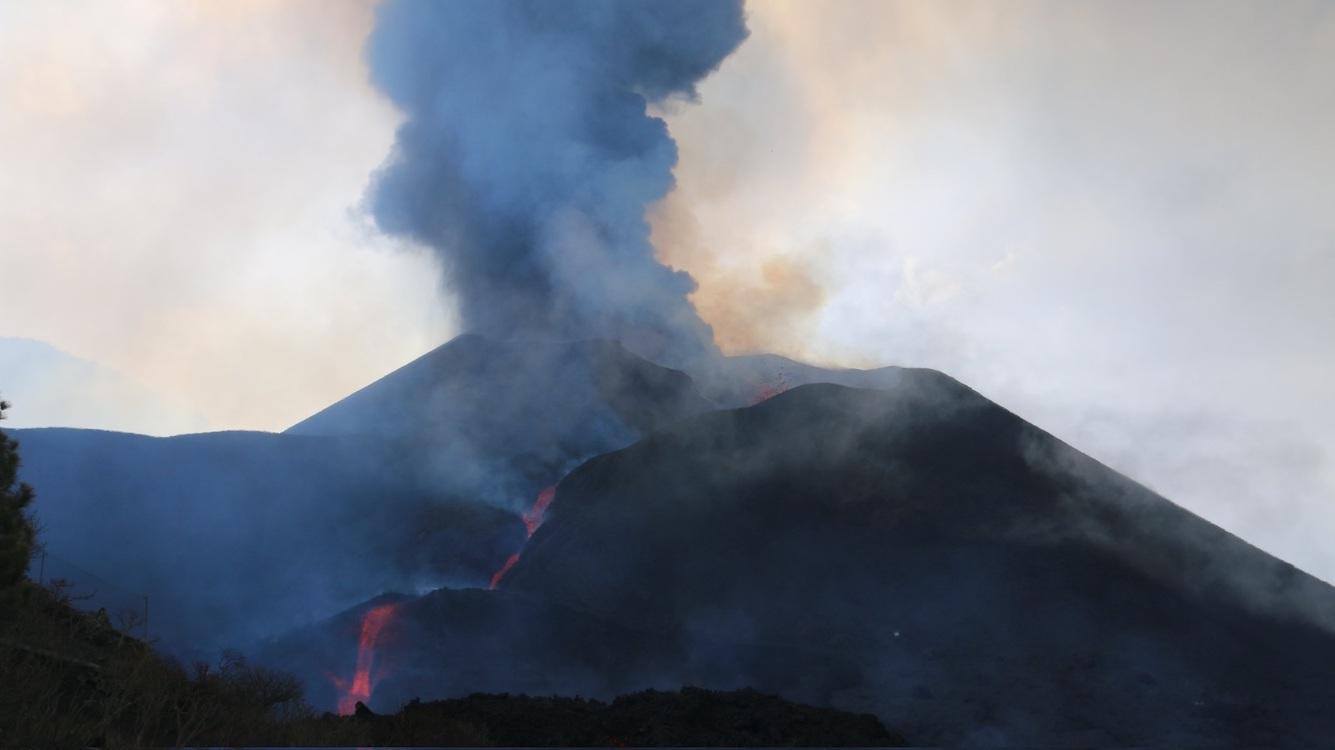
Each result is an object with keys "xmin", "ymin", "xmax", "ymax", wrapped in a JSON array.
[
  {"xmin": 490, "ymin": 485, "xmax": 556, "ymax": 589},
  {"xmin": 331, "ymin": 602, "xmax": 400, "ymax": 715},
  {"xmin": 489, "ymin": 552, "xmax": 522, "ymax": 590},
  {"xmin": 523, "ymin": 485, "xmax": 557, "ymax": 535},
  {"xmin": 749, "ymin": 368, "xmax": 793, "ymax": 405}
]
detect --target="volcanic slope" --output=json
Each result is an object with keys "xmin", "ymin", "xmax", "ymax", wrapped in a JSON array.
[
  {"xmin": 493, "ymin": 377, "xmax": 1335, "ymax": 746},
  {"xmin": 259, "ymin": 583, "xmax": 881, "ymax": 720},
  {"xmin": 693, "ymin": 351, "xmax": 928, "ymax": 407},
  {"xmin": 14, "ymin": 336, "xmax": 715, "ymax": 653},
  {"xmin": 287, "ymin": 334, "xmax": 713, "ymax": 498},
  {"xmin": 13, "ymin": 427, "xmax": 516, "ymax": 653}
]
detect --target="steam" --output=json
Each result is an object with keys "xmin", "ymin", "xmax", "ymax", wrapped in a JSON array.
[{"xmin": 364, "ymin": 0, "xmax": 748, "ymax": 366}]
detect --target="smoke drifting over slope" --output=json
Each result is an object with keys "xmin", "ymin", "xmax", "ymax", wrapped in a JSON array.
[{"xmin": 365, "ymin": 0, "xmax": 748, "ymax": 365}]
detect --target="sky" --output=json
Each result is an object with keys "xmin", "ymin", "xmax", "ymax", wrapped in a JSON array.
[{"xmin": 1, "ymin": 1, "xmax": 1333, "ymax": 581}]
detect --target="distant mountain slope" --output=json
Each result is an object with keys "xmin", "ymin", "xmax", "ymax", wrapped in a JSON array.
[
  {"xmin": 13, "ymin": 427, "xmax": 517, "ymax": 654},
  {"xmin": 0, "ymin": 336, "xmax": 206, "ymax": 435}
]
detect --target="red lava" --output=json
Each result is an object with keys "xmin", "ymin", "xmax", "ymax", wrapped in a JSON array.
[
  {"xmin": 489, "ymin": 484, "xmax": 557, "ymax": 589},
  {"xmin": 332, "ymin": 602, "xmax": 400, "ymax": 714}
]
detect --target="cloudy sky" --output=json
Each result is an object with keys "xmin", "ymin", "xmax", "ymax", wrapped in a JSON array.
[{"xmin": 2, "ymin": 1, "xmax": 1333, "ymax": 581}]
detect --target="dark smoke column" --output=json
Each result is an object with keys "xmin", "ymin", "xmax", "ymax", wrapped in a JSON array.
[{"xmin": 366, "ymin": 0, "xmax": 748, "ymax": 367}]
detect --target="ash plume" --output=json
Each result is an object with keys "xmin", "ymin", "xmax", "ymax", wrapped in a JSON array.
[{"xmin": 365, "ymin": 0, "xmax": 748, "ymax": 366}]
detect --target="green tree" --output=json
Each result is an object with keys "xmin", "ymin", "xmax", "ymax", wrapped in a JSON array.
[{"xmin": 0, "ymin": 399, "xmax": 36, "ymax": 592}]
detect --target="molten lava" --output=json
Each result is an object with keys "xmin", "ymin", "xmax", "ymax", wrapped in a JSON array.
[
  {"xmin": 523, "ymin": 485, "xmax": 557, "ymax": 535},
  {"xmin": 332, "ymin": 602, "xmax": 400, "ymax": 715},
  {"xmin": 749, "ymin": 368, "xmax": 792, "ymax": 405},
  {"xmin": 489, "ymin": 484, "xmax": 557, "ymax": 589},
  {"xmin": 489, "ymin": 552, "xmax": 522, "ymax": 589}
]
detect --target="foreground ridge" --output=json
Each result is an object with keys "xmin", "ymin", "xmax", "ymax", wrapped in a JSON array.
[{"xmin": 320, "ymin": 687, "xmax": 907, "ymax": 747}]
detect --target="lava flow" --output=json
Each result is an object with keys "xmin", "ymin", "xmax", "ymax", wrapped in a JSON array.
[
  {"xmin": 489, "ymin": 484, "xmax": 556, "ymax": 589},
  {"xmin": 749, "ymin": 368, "xmax": 793, "ymax": 405},
  {"xmin": 331, "ymin": 602, "xmax": 400, "ymax": 715}
]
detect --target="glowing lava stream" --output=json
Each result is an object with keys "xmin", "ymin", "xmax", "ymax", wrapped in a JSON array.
[
  {"xmin": 332, "ymin": 602, "xmax": 400, "ymax": 715},
  {"xmin": 489, "ymin": 484, "xmax": 557, "ymax": 589},
  {"xmin": 749, "ymin": 368, "xmax": 793, "ymax": 406}
]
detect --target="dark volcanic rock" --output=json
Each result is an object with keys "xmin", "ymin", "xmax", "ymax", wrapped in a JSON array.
[
  {"xmin": 256, "ymin": 586, "xmax": 866, "ymax": 719},
  {"xmin": 267, "ymin": 378, "xmax": 1335, "ymax": 745},
  {"xmin": 491, "ymin": 381, "xmax": 1335, "ymax": 746},
  {"xmin": 331, "ymin": 687, "xmax": 905, "ymax": 747},
  {"xmin": 693, "ymin": 350, "xmax": 930, "ymax": 408}
]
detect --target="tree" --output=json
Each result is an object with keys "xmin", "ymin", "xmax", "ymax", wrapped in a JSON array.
[{"xmin": 0, "ymin": 399, "xmax": 36, "ymax": 592}]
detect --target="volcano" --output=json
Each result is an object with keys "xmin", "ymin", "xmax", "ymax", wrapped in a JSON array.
[
  {"xmin": 497, "ymin": 380, "xmax": 1335, "ymax": 744},
  {"xmin": 17, "ymin": 334, "xmax": 1335, "ymax": 744},
  {"xmin": 287, "ymin": 335, "xmax": 713, "ymax": 492},
  {"xmin": 263, "ymin": 357, "xmax": 1335, "ymax": 746},
  {"xmin": 10, "ymin": 336, "xmax": 719, "ymax": 653}
]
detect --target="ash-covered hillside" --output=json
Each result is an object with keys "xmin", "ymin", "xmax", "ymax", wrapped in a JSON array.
[
  {"xmin": 500, "ymin": 380, "xmax": 1335, "ymax": 745},
  {"xmin": 265, "ymin": 370, "xmax": 1335, "ymax": 747},
  {"xmin": 288, "ymin": 334, "xmax": 715, "ymax": 499},
  {"xmin": 13, "ymin": 336, "xmax": 719, "ymax": 654}
]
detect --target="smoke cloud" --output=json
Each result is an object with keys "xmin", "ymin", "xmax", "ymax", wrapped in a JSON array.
[
  {"xmin": 364, "ymin": 0, "xmax": 748, "ymax": 366},
  {"xmin": 652, "ymin": 0, "xmax": 1335, "ymax": 584}
]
